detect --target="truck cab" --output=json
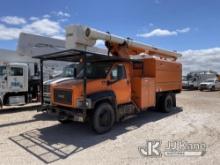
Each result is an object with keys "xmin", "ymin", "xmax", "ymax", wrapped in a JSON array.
[
  {"xmin": 199, "ymin": 79, "xmax": 220, "ymax": 91},
  {"xmin": 0, "ymin": 63, "xmax": 28, "ymax": 105},
  {"xmin": 52, "ymin": 61, "xmax": 131, "ymax": 108}
]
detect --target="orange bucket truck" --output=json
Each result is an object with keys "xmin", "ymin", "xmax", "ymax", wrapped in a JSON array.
[{"xmin": 35, "ymin": 25, "xmax": 182, "ymax": 133}]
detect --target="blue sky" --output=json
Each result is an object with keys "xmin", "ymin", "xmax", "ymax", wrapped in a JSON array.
[{"xmin": 0, "ymin": 0, "xmax": 220, "ymax": 73}]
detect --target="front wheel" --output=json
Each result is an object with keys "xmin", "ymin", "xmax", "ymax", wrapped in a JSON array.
[
  {"xmin": 199, "ymin": 88, "xmax": 203, "ymax": 91},
  {"xmin": 211, "ymin": 86, "xmax": 215, "ymax": 91},
  {"xmin": 92, "ymin": 103, "xmax": 115, "ymax": 134}
]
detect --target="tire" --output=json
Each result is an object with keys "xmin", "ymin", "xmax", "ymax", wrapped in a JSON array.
[
  {"xmin": 172, "ymin": 93, "xmax": 176, "ymax": 107},
  {"xmin": 92, "ymin": 102, "xmax": 115, "ymax": 134},
  {"xmin": 211, "ymin": 86, "xmax": 215, "ymax": 91},
  {"xmin": 0, "ymin": 96, "xmax": 3, "ymax": 109},
  {"xmin": 160, "ymin": 93, "xmax": 175, "ymax": 113}
]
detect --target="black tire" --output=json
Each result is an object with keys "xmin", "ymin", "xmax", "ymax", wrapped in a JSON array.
[
  {"xmin": 211, "ymin": 86, "xmax": 215, "ymax": 91},
  {"xmin": 161, "ymin": 93, "xmax": 175, "ymax": 113},
  {"xmin": 172, "ymin": 93, "xmax": 176, "ymax": 107},
  {"xmin": 0, "ymin": 97, "xmax": 3, "ymax": 109},
  {"xmin": 92, "ymin": 103, "xmax": 115, "ymax": 134}
]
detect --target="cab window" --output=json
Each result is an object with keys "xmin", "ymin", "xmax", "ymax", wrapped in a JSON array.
[
  {"xmin": 0, "ymin": 66, "xmax": 6, "ymax": 76},
  {"xmin": 10, "ymin": 67, "xmax": 23, "ymax": 76},
  {"xmin": 110, "ymin": 64, "xmax": 126, "ymax": 80}
]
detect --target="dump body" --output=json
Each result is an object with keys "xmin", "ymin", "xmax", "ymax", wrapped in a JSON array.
[
  {"xmin": 143, "ymin": 58, "xmax": 182, "ymax": 92},
  {"xmin": 130, "ymin": 58, "xmax": 181, "ymax": 109}
]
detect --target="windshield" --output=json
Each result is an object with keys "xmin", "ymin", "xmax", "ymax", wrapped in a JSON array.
[
  {"xmin": 62, "ymin": 67, "xmax": 75, "ymax": 77},
  {"xmin": 205, "ymin": 80, "xmax": 214, "ymax": 83},
  {"xmin": 77, "ymin": 62, "xmax": 112, "ymax": 79},
  {"xmin": 0, "ymin": 66, "xmax": 6, "ymax": 76}
]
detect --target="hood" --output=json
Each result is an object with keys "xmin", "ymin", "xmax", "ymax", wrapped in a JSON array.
[
  {"xmin": 182, "ymin": 80, "xmax": 188, "ymax": 84},
  {"xmin": 43, "ymin": 77, "xmax": 74, "ymax": 85},
  {"xmin": 54, "ymin": 79, "xmax": 82, "ymax": 89},
  {"xmin": 54, "ymin": 78, "xmax": 108, "ymax": 93},
  {"xmin": 200, "ymin": 82, "xmax": 214, "ymax": 85}
]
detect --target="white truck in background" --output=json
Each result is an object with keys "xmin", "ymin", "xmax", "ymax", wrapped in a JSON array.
[
  {"xmin": 0, "ymin": 62, "xmax": 40, "ymax": 105},
  {"xmin": 0, "ymin": 33, "xmax": 66, "ymax": 106},
  {"xmin": 199, "ymin": 78, "xmax": 220, "ymax": 91},
  {"xmin": 182, "ymin": 71, "xmax": 218, "ymax": 90}
]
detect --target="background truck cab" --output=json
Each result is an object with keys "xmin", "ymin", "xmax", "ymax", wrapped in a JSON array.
[
  {"xmin": 0, "ymin": 62, "xmax": 39, "ymax": 105},
  {"xmin": 199, "ymin": 78, "xmax": 220, "ymax": 91}
]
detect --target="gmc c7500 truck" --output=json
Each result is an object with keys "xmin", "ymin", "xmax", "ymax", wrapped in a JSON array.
[{"xmin": 36, "ymin": 25, "xmax": 182, "ymax": 133}]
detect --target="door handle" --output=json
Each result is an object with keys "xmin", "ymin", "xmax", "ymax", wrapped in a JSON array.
[{"xmin": 102, "ymin": 80, "xmax": 107, "ymax": 84}]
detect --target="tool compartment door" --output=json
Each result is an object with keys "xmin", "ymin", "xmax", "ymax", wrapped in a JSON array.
[{"xmin": 131, "ymin": 77, "xmax": 155, "ymax": 109}]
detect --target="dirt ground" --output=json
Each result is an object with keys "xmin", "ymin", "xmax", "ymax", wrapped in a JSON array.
[{"xmin": 0, "ymin": 91, "xmax": 220, "ymax": 165}]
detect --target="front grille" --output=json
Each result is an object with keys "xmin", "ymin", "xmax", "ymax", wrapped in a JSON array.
[
  {"xmin": 200, "ymin": 84, "xmax": 207, "ymax": 88},
  {"xmin": 54, "ymin": 89, "xmax": 72, "ymax": 105},
  {"xmin": 43, "ymin": 85, "xmax": 50, "ymax": 93}
]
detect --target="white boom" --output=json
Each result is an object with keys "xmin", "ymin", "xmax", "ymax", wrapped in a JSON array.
[
  {"xmin": 17, "ymin": 33, "xmax": 65, "ymax": 57},
  {"xmin": 66, "ymin": 25, "xmax": 181, "ymax": 60}
]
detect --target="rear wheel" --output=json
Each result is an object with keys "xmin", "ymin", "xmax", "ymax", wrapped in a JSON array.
[
  {"xmin": 92, "ymin": 103, "xmax": 115, "ymax": 134},
  {"xmin": 160, "ymin": 93, "xmax": 175, "ymax": 113}
]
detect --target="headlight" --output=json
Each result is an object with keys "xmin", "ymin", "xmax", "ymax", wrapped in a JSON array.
[{"xmin": 76, "ymin": 98, "xmax": 92, "ymax": 109}]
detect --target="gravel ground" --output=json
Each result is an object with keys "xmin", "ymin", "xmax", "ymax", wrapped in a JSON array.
[{"xmin": 0, "ymin": 91, "xmax": 220, "ymax": 165}]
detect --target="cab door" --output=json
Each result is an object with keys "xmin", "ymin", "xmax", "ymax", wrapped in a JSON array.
[
  {"xmin": 216, "ymin": 80, "xmax": 220, "ymax": 89},
  {"xmin": 8, "ymin": 65, "xmax": 27, "ymax": 92},
  {"xmin": 0, "ymin": 65, "xmax": 7, "ymax": 92},
  {"xmin": 109, "ymin": 63, "xmax": 131, "ymax": 104}
]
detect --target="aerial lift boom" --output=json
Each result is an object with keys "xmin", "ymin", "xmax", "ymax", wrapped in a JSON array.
[{"xmin": 66, "ymin": 25, "xmax": 181, "ymax": 60}]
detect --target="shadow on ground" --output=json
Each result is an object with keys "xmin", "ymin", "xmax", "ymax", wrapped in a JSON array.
[
  {"xmin": 0, "ymin": 112, "xmax": 56, "ymax": 128},
  {"xmin": 9, "ymin": 107, "xmax": 182, "ymax": 164},
  {"xmin": 0, "ymin": 105, "xmax": 40, "ymax": 114}
]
